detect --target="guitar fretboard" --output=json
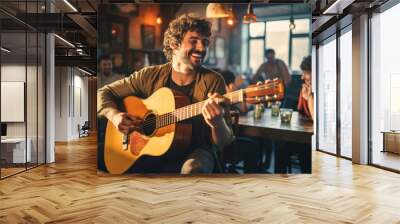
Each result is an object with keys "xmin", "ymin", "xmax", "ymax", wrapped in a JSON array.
[
  {"xmin": 152, "ymin": 81, "xmax": 280, "ymax": 129},
  {"xmin": 154, "ymin": 90, "xmax": 242, "ymax": 129}
]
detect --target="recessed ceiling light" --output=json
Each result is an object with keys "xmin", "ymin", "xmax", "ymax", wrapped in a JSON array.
[
  {"xmin": 54, "ymin": 34, "xmax": 75, "ymax": 48},
  {"xmin": 1, "ymin": 47, "xmax": 11, "ymax": 53},
  {"xmin": 63, "ymin": 0, "xmax": 78, "ymax": 12},
  {"xmin": 78, "ymin": 67, "xmax": 93, "ymax": 76}
]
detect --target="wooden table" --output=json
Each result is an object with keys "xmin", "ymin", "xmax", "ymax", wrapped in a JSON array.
[
  {"xmin": 237, "ymin": 109, "xmax": 314, "ymax": 173},
  {"xmin": 237, "ymin": 109, "xmax": 314, "ymax": 143},
  {"xmin": 381, "ymin": 131, "xmax": 400, "ymax": 154}
]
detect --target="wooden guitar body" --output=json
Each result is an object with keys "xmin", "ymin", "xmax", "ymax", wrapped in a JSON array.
[{"xmin": 104, "ymin": 88, "xmax": 191, "ymax": 174}]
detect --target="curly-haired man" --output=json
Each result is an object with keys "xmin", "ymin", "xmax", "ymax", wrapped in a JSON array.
[{"xmin": 97, "ymin": 14, "xmax": 234, "ymax": 174}]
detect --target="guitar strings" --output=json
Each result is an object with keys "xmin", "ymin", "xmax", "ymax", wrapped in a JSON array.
[
  {"xmin": 139, "ymin": 102, "xmax": 205, "ymax": 129},
  {"xmin": 135, "ymin": 83, "xmax": 279, "ymax": 130},
  {"xmin": 133, "ymin": 82, "xmax": 280, "ymax": 130}
]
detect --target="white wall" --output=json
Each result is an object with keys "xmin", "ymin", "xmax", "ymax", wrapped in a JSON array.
[
  {"xmin": 1, "ymin": 65, "xmax": 37, "ymax": 137},
  {"xmin": 1, "ymin": 64, "xmax": 45, "ymax": 163},
  {"xmin": 55, "ymin": 66, "xmax": 68, "ymax": 141},
  {"xmin": 54, "ymin": 67, "xmax": 89, "ymax": 141}
]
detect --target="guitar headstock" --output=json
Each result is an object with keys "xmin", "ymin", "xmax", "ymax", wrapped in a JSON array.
[{"xmin": 244, "ymin": 79, "xmax": 285, "ymax": 104}]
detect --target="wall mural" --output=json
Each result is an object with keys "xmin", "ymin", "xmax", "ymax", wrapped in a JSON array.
[{"xmin": 97, "ymin": 3, "xmax": 312, "ymax": 175}]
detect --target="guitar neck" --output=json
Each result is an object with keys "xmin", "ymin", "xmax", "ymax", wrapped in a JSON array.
[
  {"xmin": 156, "ymin": 91, "xmax": 241, "ymax": 129},
  {"xmin": 155, "ymin": 81, "xmax": 281, "ymax": 129}
]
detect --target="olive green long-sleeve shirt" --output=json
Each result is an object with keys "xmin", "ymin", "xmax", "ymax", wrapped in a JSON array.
[{"xmin": 97, "ymin": 62, "xmax": 233, "ymax": 150}]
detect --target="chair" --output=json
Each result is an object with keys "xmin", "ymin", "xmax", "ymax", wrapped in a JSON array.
[
  {"xmin": 78, "ymin": 121, "xmax": 90, "ymax": 138},
  {"xmin": 277, "ymin": 142, "xmax": 311, "ymax": 173},
  {"xmin": 282, "ymin": 74, "xmax": 302, "ymax": 110},
  {"xmin": 216, "ymin": 110, "xmax": 263, "ymax": 174},
  {"xmin": 212, "ymin": 110, "xmax": 240, "ymax": 173}
]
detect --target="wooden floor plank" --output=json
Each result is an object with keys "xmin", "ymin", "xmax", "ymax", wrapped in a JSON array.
[{"xmin": 0, "ymin": 135, "xmax": 400, "ymax": 223}]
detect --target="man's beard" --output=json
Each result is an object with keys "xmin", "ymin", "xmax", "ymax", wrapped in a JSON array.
[
  {"xmin": 180, "ymin": 52, "xmax": 194, "ymax": 71},
  {"xmin": 177, "ymin": 49, "xmax": 205, "ymax": 71}
]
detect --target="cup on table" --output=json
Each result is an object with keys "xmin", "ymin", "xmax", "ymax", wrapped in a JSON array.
[
  {"xmin": 280, "ymin": 108, "xmax": 293, "ymax": 123},
  {"xmin": 271, "ymin": 103, "xmax": 280, "ymax": 117}
]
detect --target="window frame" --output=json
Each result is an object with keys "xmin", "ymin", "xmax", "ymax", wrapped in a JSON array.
[
  {"xmin": 246, "ymin": 14, "xmax": 311, "ymax": 74},
  {"xmin": 314, "ymin": 23, "xmax": 353, "ymax": 161}
]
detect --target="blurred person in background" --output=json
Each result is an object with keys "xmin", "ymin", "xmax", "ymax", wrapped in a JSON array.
[
  {"xmin": 275, "ymin": 55, "xmax": 313, "ymax": 173},
  {"xmin": 297, "ymin": 55, "xmax": 313, "ymax": 121},
  {"xmin": 97, "ymin": 54, "xmax": 125, "ymax": 88},
  {"xmin": 252, "ymin": 48, "xmax": 291, "ymax": 86}
]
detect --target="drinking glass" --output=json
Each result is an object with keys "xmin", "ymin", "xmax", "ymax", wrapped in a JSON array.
[
  {"xmin": 271, "ymin": 104, "xmax": 280, "ymax": 117},
  {"xmin": 280, "ymin": 108, "xmax": 293, "ymax": 123},
  {"xmin": 254, "ymin": 104, "xmax": 262, "ymax": 119}
]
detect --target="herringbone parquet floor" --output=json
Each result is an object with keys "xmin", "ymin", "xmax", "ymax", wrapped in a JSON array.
[{"xmin": 1, "ymin": 135, "xmax": 400, "ymax": 223}]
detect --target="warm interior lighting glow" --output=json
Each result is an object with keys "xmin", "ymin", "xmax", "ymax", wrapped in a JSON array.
[
  {"xmin": 227, "ymin": 18, "xmax": 234, "ymax": 26},
  {"xmin": 206, "ymin": 3, "xmax": 230, "ymax": 18},
  {"xmin": 243, "ymin": 3, "xmax": 256, "ymax": 24},
  {"xmin": 156, "ymin": 16, "xmax": 162, "ymax": 25}
]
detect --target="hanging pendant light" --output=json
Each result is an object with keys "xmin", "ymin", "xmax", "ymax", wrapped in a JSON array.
[
  {"xmin": 206, "ymin": 3, "xmax": 230, "ymax": 18},
  {"xmin": 243, "ymin": 3, "xmax": 256, "ymax": 24},
  {"xmin": 289, "ymin": 5, "xmax": 296, "ymax": 30},
  {"xmin": 289, "ymin": 18, "xmax": 296, "ymax": 30},
  {"xmin": 226, "ymin": 6, "xmax": 235, "ymax": 26},
  {"xmin": 227, "ymin": 17, "xmax": 235, "ymax": 26}
]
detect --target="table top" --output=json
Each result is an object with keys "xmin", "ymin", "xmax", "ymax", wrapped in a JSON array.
[
  {"xmin": 381, "ymin": 131, "xmax": 400, "ymax": 134},
  {"xmin": 238, "ymin": 109, "xmax": 314, "ymax": 135},
  {"xmin": 1, "ymin": 138, "xmax": 28, "ymax": 143}
]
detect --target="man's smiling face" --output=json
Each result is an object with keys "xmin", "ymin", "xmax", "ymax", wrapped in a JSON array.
[{"xmin": 173, "ymin": 31, "xmax": 210, "ymax": 70}]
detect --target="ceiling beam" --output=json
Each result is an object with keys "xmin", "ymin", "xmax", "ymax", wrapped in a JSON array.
[
  {"xmin": 67, "ymin": 13, "xmax": 97, "ymax": 40},
  {"xmin": 55, "ymin": 55, "xmax": 96, "ymax": 70}
]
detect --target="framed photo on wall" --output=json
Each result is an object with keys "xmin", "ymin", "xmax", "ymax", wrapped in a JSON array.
[{"xmin": 141, "ymin": 25, "xmax": 155, "ymax": 49}]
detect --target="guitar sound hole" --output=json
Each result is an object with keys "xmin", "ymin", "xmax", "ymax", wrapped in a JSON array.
[{"xmin": 143, "ymin": 113, "xmax": 156, "ymax": 136}]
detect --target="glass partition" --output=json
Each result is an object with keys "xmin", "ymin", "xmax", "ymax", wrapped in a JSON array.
[
  {"xmin": 339, "ymin": 28, "xmax": 352, "ymax": 158},
  {"xmin": 317, "ymin": 36, "xmax": 337, "ymax": 155},
  {"xmin": 370, "ymin": 3, "xmax": 400, "ymax": 171},
  {"xmin": 1, "ymin": 23, "xmax": 28, "ymax": 178},
  {"xmin": 0, "ymin": 1, "xmax": 46, "ymax": 179}
]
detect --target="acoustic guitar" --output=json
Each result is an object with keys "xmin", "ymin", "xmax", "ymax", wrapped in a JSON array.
[{"xmin": 104, "ymin": 79, "xmax": 285, "ymax": 174}]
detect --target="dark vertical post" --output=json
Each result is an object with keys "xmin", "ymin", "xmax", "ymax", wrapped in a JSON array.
[
  {"xmin": 315, "ymin": 44, "xmax": 319, "ymax": 151},
  {"xmin": 336, "ymin": 22, "xmax": 341, "ymax": 157},
  {"xmin": 367, "ymin": 10, "xmax": 372, "ymax": 165},
  {"xmin": 25, "ymin": 0, "xmax": 28, "ymax": 171}
]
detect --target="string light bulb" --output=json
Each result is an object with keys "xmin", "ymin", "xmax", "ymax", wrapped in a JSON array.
[
  {"xmin": 227, "ymin": 17, "xmax": 234, "ymax": 26},
  {"xmin": 156, "ymin": 15, "xmax": 162, "ymax": 25},
  {"xmin": 289, "ymin": 19, "xmax": 296, "ymax": 30}
]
